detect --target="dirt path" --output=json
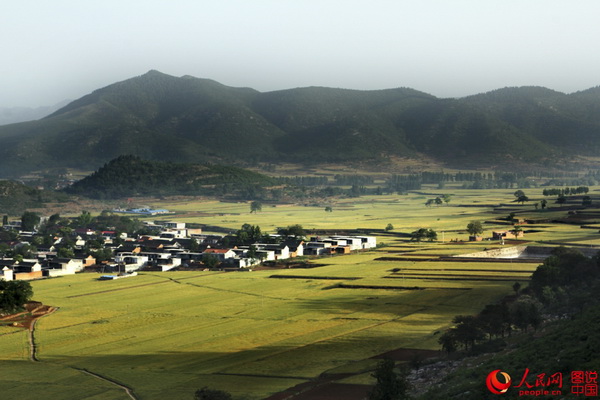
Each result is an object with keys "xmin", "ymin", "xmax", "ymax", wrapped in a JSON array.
[
  {"xmin": 14, "ymin": 304, "xmax": 139, "ymax": 400},
  {"xmin": 28, "ymin": 306, "xmax": 59, "ymax": 362},
  {"xmin": 75, "ymin": 368, "xmax": 138, "ymax": 400}
]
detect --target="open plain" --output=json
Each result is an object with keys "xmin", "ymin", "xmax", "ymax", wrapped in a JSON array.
[{"xmin": 1, "ymin": 185, "xmax": 599, "ymax": 399}]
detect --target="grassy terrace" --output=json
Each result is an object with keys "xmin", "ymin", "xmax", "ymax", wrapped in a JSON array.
[{"xmin": 1, "ymin": 186, "xmax": 599, "ymax": 399}]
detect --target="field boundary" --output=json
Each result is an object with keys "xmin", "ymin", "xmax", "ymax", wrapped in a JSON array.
[
  {"xmin": 29, "ymin": 306, "xmax": 59, "ymax": 362},
  {"xmin": 269, "ymin": 275, "xmax": 361, "ymax": 280},
  {"xmin": 75, "ymin": 368, "xmax": 138, "ymax": 400}
]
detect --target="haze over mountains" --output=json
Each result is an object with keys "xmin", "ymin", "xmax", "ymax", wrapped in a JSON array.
[
  {"xmin": 0, "ymin": 70, "xmax": 599, "ymax": 177},
  {"xmin": 0, "ymin": 100, "xmax": 70, "ymax": 126}
]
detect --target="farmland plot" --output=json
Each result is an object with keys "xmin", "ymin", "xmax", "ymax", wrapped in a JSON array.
[
  {"xmin": 0, "ymin": 256, "xmax": 519, "ymax": 400},
  {"xmin": 2, "ymin": 186, "xmax": 599, "ymax": 399}
]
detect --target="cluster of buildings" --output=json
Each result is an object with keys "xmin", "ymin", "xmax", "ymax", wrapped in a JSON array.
[{"xmin": 0, "ymin": 220, "xmax": 376, "ymax": 281}]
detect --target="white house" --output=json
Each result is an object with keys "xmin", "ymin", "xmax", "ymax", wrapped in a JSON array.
[
  {"xmin": 304, "ymin": 241, "xmax": 331, "ymax": 255},
  {"xmin": 255, "ymin": 244, "xmax": 290, "ymax": 260},
  {"xmin": 163, "ymin": 221, "xmax": 185, "ymax": 230},
  {"xmin": 331, "ymin": 236, "xmax": 363, "ymax": 251},
  {"xmin": 202, "ymin": 248, "xmax": 237, "ymax": 261},
  {"xmin": 43, "ymin": 258, "xmax": 84, "ymax": 277},
  {"xmin": 356, "ymin": 236, "xmax": 377, "ymax": 249},
  {"xmin": 0, "ymin": 266, "xmax": 14, "ymax": 281},
  {"xmin": 114, "ymin": 253, "xmax": 150, "ymax": 272}
]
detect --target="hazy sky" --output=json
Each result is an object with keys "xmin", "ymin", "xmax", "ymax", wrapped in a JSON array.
[{"xmin": 2, "ymin": 0, "xmax": 600, "ymax": 107}]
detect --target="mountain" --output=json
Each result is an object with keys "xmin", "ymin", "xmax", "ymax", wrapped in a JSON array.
[
  {"xmin": 0, "ymin": 71, "xmax": 599, "ymax": 176},
  {"xmin": 0, "ymin": 100, "xmax": 71, "ymax": 126},
  {"xmin": 64, "ymin": 155, "xmax": 277, "ymax": 199}
]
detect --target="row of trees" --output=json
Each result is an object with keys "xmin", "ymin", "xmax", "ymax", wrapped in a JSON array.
[
  {"xmin": 410, "ymin": 228, "xmax": 437, "ymax": 242},
  {"xmin": 438, "ymin": 295, "xmax": 542, "ymax": 353},
  {"xmin": 513, "ymin": 189, "xmax": 595, "ymax": 208},
  {"xmin": 542, "ymin": 186, "xmax": 589, "ymax": 196},
  {"xmin": 439, "ymin": 247, "xmax": 600, "ymax": 354},
  {"xmin": 234, "ymin": 223, "xmax": 306, "ymax": 247}
]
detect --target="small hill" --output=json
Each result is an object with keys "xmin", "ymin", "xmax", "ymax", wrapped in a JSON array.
[
  {"xmin": 0, "ymin": 180, "xmax": 68, "ymax": 215},
  {"xmin": 64, "ymin": 155, "xmax": 277, "ymax": 199}
]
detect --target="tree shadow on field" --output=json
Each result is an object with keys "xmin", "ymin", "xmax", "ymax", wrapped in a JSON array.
[
  {"xmin": 297, "ymin": 287, "xmax": 477, "ymax": 322},
  {"xmin": 36, "ymin": 324, "xmax": 446, "ymax": 398}
]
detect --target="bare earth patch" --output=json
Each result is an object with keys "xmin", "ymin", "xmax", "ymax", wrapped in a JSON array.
[{"xmin": 0, "ymin": 301, "xmax": 56, "ymax": 331}]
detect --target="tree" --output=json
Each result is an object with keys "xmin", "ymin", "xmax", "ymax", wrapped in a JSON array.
[
  {"xmin": 410, "ymin": 228, "xmax": 427, "ymax": 242},
  {"xmin": 478, "ymin": 302, "xmax": 511, "ymax": 340},
  {"xmin": 2, "ymin": 215, "xmax": 7, "ymax": 226},
  {"xmin": 512, "ymin": 224, "xmax": 523, "ymax": 239},
  {"xmin": 247, "ymin": 244, "xmax": 259, "ymax": 264},
  {"xmin": 236, "ymin": 224, "xmax": 262, "ymax": 245},
  {"xmin": 369, "ymin": 359, "xmax": 410, "ymax": 400},
  {"xmin": 202, "ymin": 254, "xmax": 220, "ymax": 269},
  {"xmin": 512, "ymin": 281, "xmax": 521, "ymax": 295},
  {"xmin": 513, "ymin": 190, "xmax": 529, "ymax": 204},
  {"xmin": 57, "ymin": 247, "xmax": 75, "ymax": 259},
  {"xmin": 48, "ymin": 213, "xmax": 61, "ymax": 225},
  {"xmin": 0, "ymin": 280, "xmax": 33, "ymax": 314},
  {"xmin": 509, "ymin": 296, "xmax": 542, "ymax": 331},
  {"xmin": 194, "ymin": 387, "xmax": 232, "ymax": 400},
  {"xmin": 514, "ymin": 189, "xmax": 525, "ymax": 200},
  {"xmin": 277, "ymin": 224, "xmax": 305, "ymax": 238},
  {"xmin": 442, "ymin": 194, "xmax": 453, "ymax": 205},
  {"xmin": 21, "ymin": 211, "xmax": 40, "ymax": 231},
  {"xmin": 385, "ymin": 223, "xmax": 394, "ymax": 232},
  {"xmin": 75, "ymin": 211, "xmax": 93, "ymax": 227},
  {"xmin": 324, "ymin": 206, "xmax": 333, "ymax": 212},
  {"xmin": 410, "ymin": 228, "xmax": 437, "ymax": 242},
  {"xmin": 90, "ymin": 247, "xmax": 113, "ymax": 263},
  {"xmin": 250, "ymin": 201, "xmax": 262, "ymax": 213},
  {"xmin": 426, "ymin": 229, "xmax": 438, "ymax": 241},
  {"xmin": 556, "ymin": 194, "xmax": 566, "ymax": 206},
  {"xmin": 516, "ymin": 194, "xmax": 529, "ymax": 204},
  {"xmin": 466, "ymin": 220, "xmax": 483, "ymax": 236},
  {"xmin": 540, "ymin": 199, "xmax": 547, "ymax": 210},
  {"xmin": 438, "ymin": 329, "xmax": 459, "ymax": 353},
  {"xmin": 452, "ymin": 315, "xmax": 485, "ymax": 351}
]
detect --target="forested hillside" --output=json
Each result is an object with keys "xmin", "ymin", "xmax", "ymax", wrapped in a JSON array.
[
  {"xmin": 1, "ymin": 71, "xmax": 600, "ymax": 176},
  {"xmin": 0, "ymin": 180, "xmax": 68, "ymax": 214},
  {"xmin": 64, "ymin": 155, "xmax": 277, "ymax": 199}
]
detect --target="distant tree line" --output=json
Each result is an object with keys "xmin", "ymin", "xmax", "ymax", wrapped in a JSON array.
[
  {"xmin": 542, "ymin": 186, "xmax": 589, "ymax": 196},
  {"xmin": 385, "ymin": 171, "xmax": 599, "ymax": 192},
  {"xmin": 334, "ymin": 174, "xmax": 375, "ymax": 185},
  {"xmin": 543, "ymin": 177, "xmax": 599, "ymax": 187},
  {"xmin": 277, "ymin": 176, "xmax": 329, "ymax": 186}
]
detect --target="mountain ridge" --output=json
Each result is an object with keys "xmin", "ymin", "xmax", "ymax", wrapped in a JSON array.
[{"xmin": 0, "ymin": 70, "xmax": 599, "ymax": 176}]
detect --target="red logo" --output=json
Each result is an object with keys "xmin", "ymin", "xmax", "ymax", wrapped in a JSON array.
[{"xmin": 487, "ymin": 370, "xmax": 512, "ymax": 394}]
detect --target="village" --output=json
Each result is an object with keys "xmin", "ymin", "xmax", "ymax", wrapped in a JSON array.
[{"xmin": 0, "ymin": 218, "xmax": 377, "ymax": 281}]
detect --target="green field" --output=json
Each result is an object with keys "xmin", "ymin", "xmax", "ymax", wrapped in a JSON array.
[{"xmin": 1, "ymin": 186, "xmax": 599, "ymax": 399}]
